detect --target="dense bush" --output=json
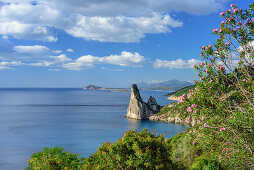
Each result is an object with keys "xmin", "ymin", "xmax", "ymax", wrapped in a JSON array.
[
  {"xmin": 177, "ymin": 2, "xmax": 254, "ymax": 169},
  {"xmin": 26, "ymin": 147, "xmax": 85, "ymax": 170},
  {"xmin": 83, "ymin": 129, "xmax": 174, "ymax": 169}
]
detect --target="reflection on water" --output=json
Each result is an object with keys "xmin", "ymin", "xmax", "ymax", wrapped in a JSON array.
[{"xmin": 0, "ymin": 88, "xmax": 186, "ymax": 169}]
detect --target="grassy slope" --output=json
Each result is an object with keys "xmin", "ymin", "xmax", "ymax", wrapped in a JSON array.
[{"xmin": 166, "ymin": 85, "xmax": 195, "ymax": 97}]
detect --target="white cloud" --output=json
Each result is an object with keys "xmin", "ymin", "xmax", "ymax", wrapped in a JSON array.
[
  {"xmin": 0, "ymin": 65, "xmax": 14, "ymax": 70},
  {"xmin": 100, "ymin": 51, "xmax": 145, "ymax": 67},
  {"xmin": 67, "ymin": 49, "xmax": 74, "ymax": 52},
  {"xmin": 26, "ymin": 61, "xmax": 53, "ymax": 67},
  {"xmin": 13, "ymin": 45, "xmax": 51, "ymax": 54},
  {"xmin": 50, "ymin": 54, "xmax": 72, "ymax": 63},
  {"xmin": 0, "ymin": 45, "xmax": 69, "ymax": 71},
  {"xmin": 154, "ymin": 58, "xmax": 201, "ymax": 69},
  {"xmin": 48, "ymin": 68, "xmax": 60, "ymax": 71},
  {"xmin": 63, "ymin": 51, "xmax": 145, "ymax": 71},
  {"xmin": 0, "ymin": 0, "xmax": 225, "ymax": 42},
  {"xmin": 66, "ymin": 14, "xmax": 182, "ymax": 42},
  {"xmin": 101, "ymin": 67, "xmax": 123, "ymax": 72}
]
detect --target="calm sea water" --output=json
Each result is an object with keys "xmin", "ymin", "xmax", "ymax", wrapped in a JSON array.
[{"xmin": 0, "ymin": 88, "xmax": 186, "ymax": 170}]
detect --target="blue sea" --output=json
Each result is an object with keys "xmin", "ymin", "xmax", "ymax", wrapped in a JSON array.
[{"xmin": 0, "ymin": 88, "xmax": 186, "ymax": 169}]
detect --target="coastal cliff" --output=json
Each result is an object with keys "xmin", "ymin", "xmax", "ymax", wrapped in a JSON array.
[{"xmin": 126, "ymin": 84, "xmax": 161, "ymax": 119}]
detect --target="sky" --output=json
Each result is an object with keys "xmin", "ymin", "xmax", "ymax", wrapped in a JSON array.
[{"xmin": 0, "ymin": 0, "xmax": 251, "ymax": 88}]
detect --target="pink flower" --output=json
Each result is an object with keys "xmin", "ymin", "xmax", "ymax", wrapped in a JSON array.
[
  {"xmin": 233, "ymin": 8, "xmax": 238, "ymax": 13},
  {"xmin": 208, "ymin": 64, "xmax": 212, "ymax": 66},
  {"xmin": 191, "ymin": 104, "xmax": 197, "ymax": 108},
  {"xmin": 185, "ymin": 118, "xmax": 190, "ymax": 123},
  {"xmin": 178, "ymin": 99, "xmax": 183, "ymax": 104},
  {"xmin": 200, "ymin": 77, "xmax": 204, "ymax": 80},
  {"xmin": 243, "ymin": 22, "xmax": 247, "ymax": 26},
  {"xmin": 208, "ymin": 45, "xmax": 212, "ymax": 48},
  {"xmin": 200, "ymin": 54, "xmax": 203, "ymax": 56},
  {"xmin": 201, "ymin": 46, "xmax": 205, "ymax": 49},
  {"xmin": 231, "ymin": 4, "xmax": 235, "ymax": 7},
  {"xmin": 219, "ymin": 29, "xmax": 223, "ymax": 33},
  {"xmin": 219, "ymin": 127, "xmax": 226, "ymax": 131},
  {"xmin": 219, "ymin": 66, "xmax": 225, "ymax": 71},
  {"xmin": 212, "ymin": 29, "xmax": 218, "ymax": 33},
  {"xmin": 204, "ymin": 125, "xmax": 209, "ymax": 128},
  {"xmin": 208, "ymin": 87, "xmax": 212, "ymax": 90},
  {"xmin": 194, "ymin": 80, "xmax": 198, "ymax": 84},
  {"xmin": 225, "ymin": 43, "xmax": 230, "ymax": 46},
  {"xmin": 187, "ymin": 107, "xmax": 192, "ymax": 112},
  {"xmin": 242, "ymin": 79, "xmax": 247, "ymax": 82},
  {"xmin": 204, "ymin": 83, "xmax": 206, "ymax": 86},
  {"xmin": 227, "ymin": 9, "xmax": 231, "ymax": 13},
  {"xmin": 200, "ymin": 62, "xmax": 205, "ymax": 66},
  {"xmin": 209, "ymin": 80, "xmax": 213, "ymax": 84},
  {"xmin": 221, "ymin": 21, "xmax": 226, "ymax": 24},
  {"xmin": 229, "ymin": 84, "xmax": 232, "ymax": 87},
  {"xmin": 181, "ymin": 93, "xmax": 186, "ymax": 99},
  {"xmin": 230, "ymin": 116, "xmax": 232, "ymax": 119},
  {"xmin": 205, "ymin": 69, "xmax": 208, "ymax": 73},
  {"xmin": 188, "ymin": 131, "xmax": 192, "ymax": 133},
  {"xmin": 220, "ymin": 12, "xmax": 225, "ymax": 16},
  {"xmin": 193, "ymin": 109, "xmax": 197, "ymax": 113}
]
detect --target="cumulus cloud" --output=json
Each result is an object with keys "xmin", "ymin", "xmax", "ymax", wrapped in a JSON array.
[
  {"xmin": 48, "ymin": 68, "xmax": 60, "ymax": 71},
  {"xmin": 0, "ymin": 0, "xmax": 225, "ymax": 42},
  {"xmin": 63, "ymin": 51, "xmax": 145, "ymax": 71},
  {"xmin": 50, "ymin": 54, "xmax": 72, "ymax": 63},
  {"xmin": 0, "ymin": 65, "xmax": 14, "ymax": 70},
  {"xmin": 13, "ymin": 45, "xmax": 51, "ymax": 54},
  {"xmin": 154, "ymin": 58, "xmax": 201, "ymax": 69},
  {"xmin": 67, "ymin": 49, "xmax": 74, "ymax": 52},
  {"xmin": 0, "ymin": 44, "xmax": 71, "ymax": 70}
]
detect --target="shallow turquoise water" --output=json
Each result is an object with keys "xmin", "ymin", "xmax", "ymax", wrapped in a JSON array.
[{"xmin": 0, "ymin": 88, "xmax": 186, "ymax": 169}]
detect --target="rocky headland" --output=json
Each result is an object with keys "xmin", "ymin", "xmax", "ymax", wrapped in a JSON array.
[{"xmin": 126, "ymin": 84, "xmax": 161, "ymax": 119}]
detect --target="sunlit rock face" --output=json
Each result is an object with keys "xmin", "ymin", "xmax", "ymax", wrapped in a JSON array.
[{"xmin": 126, "ymin": 84, "xmax": 161, "ymax": 119}]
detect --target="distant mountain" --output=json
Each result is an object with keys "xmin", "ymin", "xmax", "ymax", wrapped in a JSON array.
[
  {"xmin": 137, "ymin": 79, "xmax": 193, "ymax": 91},
  {"xmin": 83, "ymin": 85, "xmax": 106, "ymax": 90}
]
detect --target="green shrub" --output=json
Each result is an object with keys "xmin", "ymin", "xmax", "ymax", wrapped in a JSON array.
[
  {"xmin": 26, "ymin": 147, "xmax": 85, "ymax": 170},
  {"xmin": 84, "ymin": 129, "xmax": 174, "ymax": 170}
]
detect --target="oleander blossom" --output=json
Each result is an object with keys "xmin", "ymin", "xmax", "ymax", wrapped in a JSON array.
[
  {"xmin": 200, "ymin": 62, "xmax": 205, "ymax": 66},
  {"xmin": 212, "ymin": 29, "xmax": 218, "ymax": 33},
  {"xmin": 185, "ymin": 118, "xmax": 190, "ymax": 124},
  {"xmin": 219, "ymin": 127, "xmax": 226, "ymax": 131},
  {"xmin": 191, "ymin": 104, "xmax": 197, "ymax": 108},
  {"xmin": 187, "ymin": 107, "xmax": 192, "ymax": 112},
  {"xmin": 220, "ymin": 12, "xmax": 225, "ymax": 16}
]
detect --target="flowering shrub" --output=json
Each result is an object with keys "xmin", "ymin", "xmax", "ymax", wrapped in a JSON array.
[{"xmin": 178, "ymin": 3, "xmax": 254, "ymax": 168}]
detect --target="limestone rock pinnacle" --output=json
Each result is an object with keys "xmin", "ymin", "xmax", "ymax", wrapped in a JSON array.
[{"xmin": 126, "ymin": 84, "xmax": 161, "ymax": 119}]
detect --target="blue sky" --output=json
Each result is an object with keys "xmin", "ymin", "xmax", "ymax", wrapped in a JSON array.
[{"xmin": 0, "ymin": 0, "xmax": 250, "ymax": 88}]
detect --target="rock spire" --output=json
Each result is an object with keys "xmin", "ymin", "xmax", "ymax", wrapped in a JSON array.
[{"xmin": 126, "ymin": 84, "xmax": 161, "ymax": 119}]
